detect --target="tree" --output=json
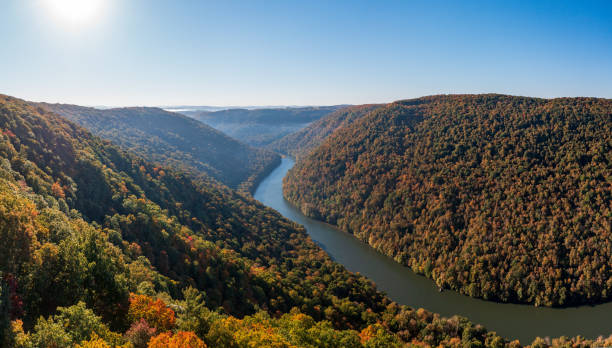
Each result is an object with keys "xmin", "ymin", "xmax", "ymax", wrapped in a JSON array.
[
  {"xmin": 359, "ymin": 324, "xmax": 402, "ymax": 348},
  {"xmin": 176, "ymin": 287, "xmax": 211, "ymax": 338},
  {"xmin": 147, "ymin": 331, "xmax": 206, "ymax": 348},
  {"xmin": 0, "ymin": 276, "xmax": 10, "ymax": 346},
  {"xmin": 75, "ymin": 333, "xmax": 111, "ymax": 348},
  {"xmin": 125, "ymin": 319, "xmax": 156, "ymax": 348},
  {"xmin": 128, "ymin": 294, "xmax": 176, "ymax": 332},
  {"xmin": 30, "ymin": 302, "xmax": 124, "ymax": 348},
  {"xmin": 0, "ymin": 190, "xmax": 39, "ymax": 275}
]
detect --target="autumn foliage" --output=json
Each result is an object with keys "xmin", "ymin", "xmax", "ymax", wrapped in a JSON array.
[
  {"xmin": 128, "ymin": 294, "xmax": 176, "ymax": 332},
  {"xmin": 38, "ymin": 103, "xmax": 280, "ymax": 193},
  {"xmin": 0, "ymin": 93, "xmax": 611, "ymax": 347},
  {"xmin": 147, "ymin": 331, "xmax": 206, "ymax": 348},
  {"xmin": 75, "ymin": 333, "xmax": 112, "ymax": 348},
  {"xmin": 125, "ymin": 319, "xmax": 157, "ymax": 348},
  {"xmin": 285, "ymin": 94, "xmax": 612, "ymax": 306}
]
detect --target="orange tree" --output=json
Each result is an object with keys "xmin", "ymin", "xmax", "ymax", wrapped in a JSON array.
[
  {"xmin": 127, "ymin": 294, "xmax": 175, "ymax": 332},
  {"xmin": 148, "ymin": 331, "xmax": 206, "ymax": 348}
]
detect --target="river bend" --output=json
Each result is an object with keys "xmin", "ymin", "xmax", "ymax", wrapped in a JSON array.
[{"xmin": 254, "ymin": 158, "xmax": 612, "ymax": 343}]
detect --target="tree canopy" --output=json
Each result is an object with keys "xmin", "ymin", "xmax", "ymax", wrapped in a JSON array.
[
  {"xmin": 284, "ymin": 94, "xmax": 612, "ymax": 307},
  {"xmin": 37, "ymin": 103, "xmax": 279, "ymax": 193},
  {"xmin": 0, "ymin": 93, "xmax": 609, "ymax": 347}
]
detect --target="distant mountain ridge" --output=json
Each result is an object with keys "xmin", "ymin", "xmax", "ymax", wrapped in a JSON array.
[
  {"xmin": 269, "ymin": 104, "xmax": 382, "ymax": 159},
  {"xmin": 164, "ymin": 105, "xmax": 335, "ymax": 113},
  {"xmin": 37, "ymin": 103, "xmax": 279, "ymax": 192},
  {"xmin": 186, "ymin": 106, "xmax": 345, "ymax": 147}
]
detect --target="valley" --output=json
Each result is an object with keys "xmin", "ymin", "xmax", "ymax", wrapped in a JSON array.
[
  {"xmin": 2, "ymin": 1, "xmax": 610, "ymax": 346},
  {"xmin": 256, "ymin": 157, "xmax": 612, "ymax": 343},
  {"xmin": 1, "ymin": 93, "xmax": 611, "ymax": 347},
  {"xmin": 184, "ymin": 106, "xmax": 344, "ymax": 147}
]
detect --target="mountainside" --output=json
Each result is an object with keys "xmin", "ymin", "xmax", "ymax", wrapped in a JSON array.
[
  {"xmin": 0, "ymin": 94, "xmax": 529, "ymax": 347},
  {"xmin": 270, "ymin": 105, "xmax": 381, "ymax": 159},
  {"xmin": 37, "ymin": 103, "xmax": 279, "ymax": 192},
  {"xmin": 284, "ymin": 94, "xmax": 612, "ymax": 307},
  {"xmin": 187, "ymin": 106, "xmax": 343, "ymax": 147}
]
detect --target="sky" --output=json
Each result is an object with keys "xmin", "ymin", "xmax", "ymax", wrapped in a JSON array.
[{"xmin": 1, "ymin": 0, "xmax": 611, "ymax": 106}]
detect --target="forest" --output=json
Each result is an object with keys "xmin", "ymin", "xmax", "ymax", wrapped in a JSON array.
[
  {"xmin": 1, "ymin": 93, "xmax": 611, "ymax": 346},
  {"xmin": 0, "ymin": 94, "xmax": 521, "ymax": 347},
  {"xmin": 284, "ymin": 94, "xmax": 612, "ymax": 307},
  {"xmin": 187, "ymin": 106, "xmax": 343, "ymax": 147},
  {"xmin": 37, "ymin": 103, "xmax": 279, "ymax": 193},
  {"xmin": 2, "ymin": 0, "xmax": 609, "ymax": 345}
]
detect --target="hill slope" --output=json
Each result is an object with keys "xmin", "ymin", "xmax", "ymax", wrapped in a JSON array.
[
  {"xmin": 188, "ymin": 106, "xmax": 343, "ymax": 147},
  {"xmin": 284, "ymin": 94, "xmax": 612, "ymax": 307},
  {"xmin": 270, "ymin": 104, "xmax": 381, "ymax": 159},
  {"xmin": 0, "ymin": 94, "xmax": 522, "ymax": 347},
  {"xmin": 37, "ymin": 103, "xmax": 279, "ymax": 192}
]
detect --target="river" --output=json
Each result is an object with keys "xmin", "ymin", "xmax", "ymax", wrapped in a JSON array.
[{"xmin": 253, "ymin": 157, "xmax": 612, "ymax": 344}]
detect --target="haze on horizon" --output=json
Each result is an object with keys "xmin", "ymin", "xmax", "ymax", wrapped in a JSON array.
[{"xmin": 1, "ymin": 0, "xmax": 611, "ymax": 107}]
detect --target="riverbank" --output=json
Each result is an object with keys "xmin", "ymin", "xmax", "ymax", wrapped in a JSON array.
[{"xmin": 254, "ymin": 157, "xmax": 612, "ymax": 343}]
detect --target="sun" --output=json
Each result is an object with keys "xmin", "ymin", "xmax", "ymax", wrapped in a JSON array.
[{"xmin": 43, "ymin": 0, "xmax": 106, "ymax": 26}]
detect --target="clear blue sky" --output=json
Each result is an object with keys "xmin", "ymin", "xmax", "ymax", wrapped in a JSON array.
[{"xmin": 1, "ymin": 0, "xmax": 611, "ymax": 106}]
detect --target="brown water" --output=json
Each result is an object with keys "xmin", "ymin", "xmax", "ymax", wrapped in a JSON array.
[{"xmin": 254, "ymin": 158, "xmax": 612, "ymax": 344}]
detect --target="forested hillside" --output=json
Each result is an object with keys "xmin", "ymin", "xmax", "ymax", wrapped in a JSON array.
[
  {"xmin": 0, "ymin": 94, "xmax": 533, "ymax": 347},
  {"xmin": 284, "ymin": 94, "xmax": 612, "ymax": 307},
  {"xmin": 38, "ymin": 103, "xmax": 279, "ymax": 192},
  {"xmin": 270, "ymin": 105, "xmax": 381, "ymax": 159},
  {"xmin": 187, "ymin": 106, "xmax": 343, "ymax": 147}
]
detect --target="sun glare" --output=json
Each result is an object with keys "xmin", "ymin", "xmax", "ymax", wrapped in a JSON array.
[{"xmin": 43, "ymin": 0, "xmax": 106, "ymax": 26}]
